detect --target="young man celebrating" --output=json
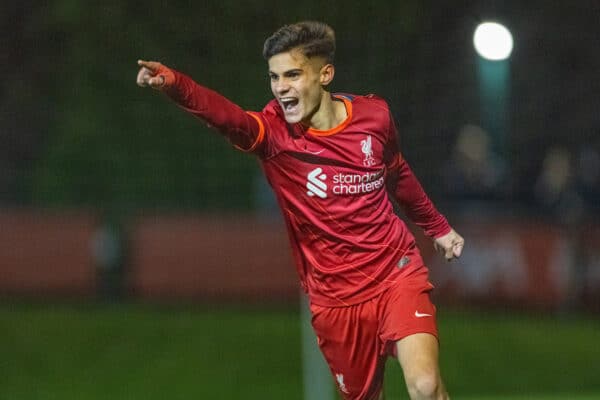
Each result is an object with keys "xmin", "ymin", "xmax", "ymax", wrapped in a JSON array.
[{"xmin": 136, "ymin": 21, "xmax": 464, "ymax": 400}]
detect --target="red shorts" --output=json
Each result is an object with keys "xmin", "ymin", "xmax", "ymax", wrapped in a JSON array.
[{"xmin": 310, "ymin": 266, "xmax": 437, "ymax": 400}]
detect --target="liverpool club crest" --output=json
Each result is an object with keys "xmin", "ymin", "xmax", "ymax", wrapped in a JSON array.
[{"xmin": 361, "ymin": 135, "xmax": 375, "ymax": 166}]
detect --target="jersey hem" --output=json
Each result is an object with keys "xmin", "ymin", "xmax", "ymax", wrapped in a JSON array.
[{"xmin": 307, "ymin": 264, "xmax": 420, "ymax": 308}]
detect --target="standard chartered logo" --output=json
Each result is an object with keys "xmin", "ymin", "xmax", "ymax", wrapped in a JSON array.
[
  {"xmin": 306, "ymin": 167, "xmax": 327, "ymax": 198},
  {"xmin": 306, "ymin": 167, "xmax": 385, "ymax": 199}
]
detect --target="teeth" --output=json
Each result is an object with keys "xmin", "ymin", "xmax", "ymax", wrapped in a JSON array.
[{"xmin": 279, "ymin": 97, "xmax": 299, "ymax": 114}]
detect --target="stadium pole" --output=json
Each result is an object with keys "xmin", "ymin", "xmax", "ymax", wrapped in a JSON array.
[{"xmin": 301, "ymin": 293, "xmax": 334, "ymax": 399}]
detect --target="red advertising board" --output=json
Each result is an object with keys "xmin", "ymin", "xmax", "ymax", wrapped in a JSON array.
[
  {"xmin": 419, "ymin": 220, "xmax": 572, "ymax": 309},
  {"xmin": 128, "ymin": 214, "xmax": 298, "ymax": 302},
  {"xmin": 0, "ymin": 208, "xmax": 596, "ymax": 310},
  {"xmin": 0, "ymin": 209, "xmax": 97, "ymax": 296}
]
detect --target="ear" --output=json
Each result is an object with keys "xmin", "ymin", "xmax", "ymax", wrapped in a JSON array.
[{"xmin": 319, "ymin": 63, "xmax": 335, "ymax": 86}]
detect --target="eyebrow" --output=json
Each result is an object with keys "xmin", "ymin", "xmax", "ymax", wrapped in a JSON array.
[{"xmin": 269, "ymin": 68, "xmax": 303, "ymax": 77}]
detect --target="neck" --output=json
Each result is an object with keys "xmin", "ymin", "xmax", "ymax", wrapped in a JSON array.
[{"xmin": 305, "ymin": 92, "xmax": 347, "ymax": 131}]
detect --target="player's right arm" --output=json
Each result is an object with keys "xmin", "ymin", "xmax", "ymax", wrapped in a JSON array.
[{"xmin": 136, "ymin": 60, "xmax": 265, "ymax": 153}]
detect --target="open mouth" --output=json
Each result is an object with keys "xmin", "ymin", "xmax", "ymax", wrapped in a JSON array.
[{"xmin": 280, "ymin": 98, "xmax": 299, "ymax": 113}]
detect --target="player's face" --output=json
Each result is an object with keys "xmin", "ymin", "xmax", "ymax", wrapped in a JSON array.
[{"xmin": 268, "ymin": 50, "xmax": 332, "ymax": 124}]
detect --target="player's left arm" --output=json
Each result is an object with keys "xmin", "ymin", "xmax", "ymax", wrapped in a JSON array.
[{"xmin": 384, "ymin": 114, "xmax": 464, "ymax": 261}]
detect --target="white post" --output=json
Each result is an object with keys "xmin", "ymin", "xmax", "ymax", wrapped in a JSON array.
[{"xmin": 301, "ymin": 293, "xmax": 334, "ymax": 399}]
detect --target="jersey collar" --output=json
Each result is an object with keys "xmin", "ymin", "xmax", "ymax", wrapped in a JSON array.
[{"xmin": 306, "ymin": 95, "xmax": 353, "ymax": 137}]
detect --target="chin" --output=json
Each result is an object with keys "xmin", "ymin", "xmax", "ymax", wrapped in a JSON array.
[{"xmin": 284, "ymin": 113, "xmax": 303, "ymax": 124}]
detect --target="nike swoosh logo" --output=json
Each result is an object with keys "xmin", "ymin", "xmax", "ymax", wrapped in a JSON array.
[{"xmin": 415, "ymin": 311, "xmax": 433, "ymax": 318}]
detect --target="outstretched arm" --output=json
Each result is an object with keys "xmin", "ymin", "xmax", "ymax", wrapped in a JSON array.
[{"xmin": 136, "ymin": 60, "xmax": 265, "ymax": 152}]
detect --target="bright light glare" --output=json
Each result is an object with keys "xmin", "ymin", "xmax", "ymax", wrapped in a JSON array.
[{"xmin": 473, "ymin": 22, "xmax": 513, "ymax": 61}]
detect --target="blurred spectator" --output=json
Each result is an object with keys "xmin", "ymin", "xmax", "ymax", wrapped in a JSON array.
[
  {"xmin": 442, "ymin": 124, "xmax": 509, "ymax": 202},
  {"xmin": 91, "ymin": 222, "xmax": 125, "ymax": 300},
  {"xmin": 574, "ymin": 145, "xmax": 600, "ymax": 214},
  {"xmin": 533, "ymin": 146, "xmax": 584, "ymax": 224}
]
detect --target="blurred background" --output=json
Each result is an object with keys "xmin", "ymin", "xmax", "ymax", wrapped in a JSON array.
[{"xmin": 1, "ymin": 1, "xmax": 599, "ymax": 399}]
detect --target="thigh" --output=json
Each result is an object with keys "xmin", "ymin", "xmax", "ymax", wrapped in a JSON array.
[
  {"xmin": 311, "ymin": 301, "xmax": 386, "ymax": 400},
  {"xmin": 395, "ymin": 332, "xmax": 443, "ymax": 392}
]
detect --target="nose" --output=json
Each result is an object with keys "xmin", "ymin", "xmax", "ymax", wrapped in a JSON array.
[{"xmin": 274, "ymin": 78, "xmax": 290, "ymax": 95}]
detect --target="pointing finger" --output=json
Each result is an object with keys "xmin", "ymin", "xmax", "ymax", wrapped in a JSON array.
[
  {"xmin": 136, "ymin": 59, "xmax": 175, "ymax": 89},
  {"xmin": 137, "ymin": 60, "xmax": 162, "ymax": 73}
]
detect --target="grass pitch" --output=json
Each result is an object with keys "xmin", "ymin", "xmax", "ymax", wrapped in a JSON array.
[{"xmin": 1, "ymin": 302, "xmax": 598, "ymax": 399}]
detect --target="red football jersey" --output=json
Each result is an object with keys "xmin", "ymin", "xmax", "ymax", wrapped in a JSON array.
[{"xmin": 164, "ymin": 71, "xmax": 451, "ymax": 306}]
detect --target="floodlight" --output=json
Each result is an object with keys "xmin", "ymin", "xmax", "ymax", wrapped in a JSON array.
[{"xmin": 473, "ymin": 22, "xmax": 513, "ymax": 61}]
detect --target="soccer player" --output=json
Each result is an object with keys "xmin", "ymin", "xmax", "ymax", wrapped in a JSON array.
[{"xmin": 136, "ymin": 21, "xmax": 464, "ymax": 400}]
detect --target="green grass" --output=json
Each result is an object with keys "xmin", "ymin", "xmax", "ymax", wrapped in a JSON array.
[
  {"xmin": 1, "ymin": 302, "xmax": 599, "ymax": 399},
  {"xmin": 389, "ymin": 309, "xmax": 600, "ymax": 399}
]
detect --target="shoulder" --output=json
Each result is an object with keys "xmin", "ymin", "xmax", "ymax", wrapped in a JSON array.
[
  {"xmin": 336, "ymin": 93, "xmax": 391, "ymax": 113},
  {"xmin": 248, "ymin": 99, "xmax": 286, "ymax": 136},
  {"xmin": 337, "ymin": 93, "xmax": 393, "ymax": 128},
  {"xmin": 249, "ymin": 98, "xmax": 289, "ymax": 157},
  {"xmin": 261, "ymin": 98, "xmax": 284, "ymax": 118},
  {"xmin": 360, "ymin": 94, "xmax": 391, "ymax": 112}
]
